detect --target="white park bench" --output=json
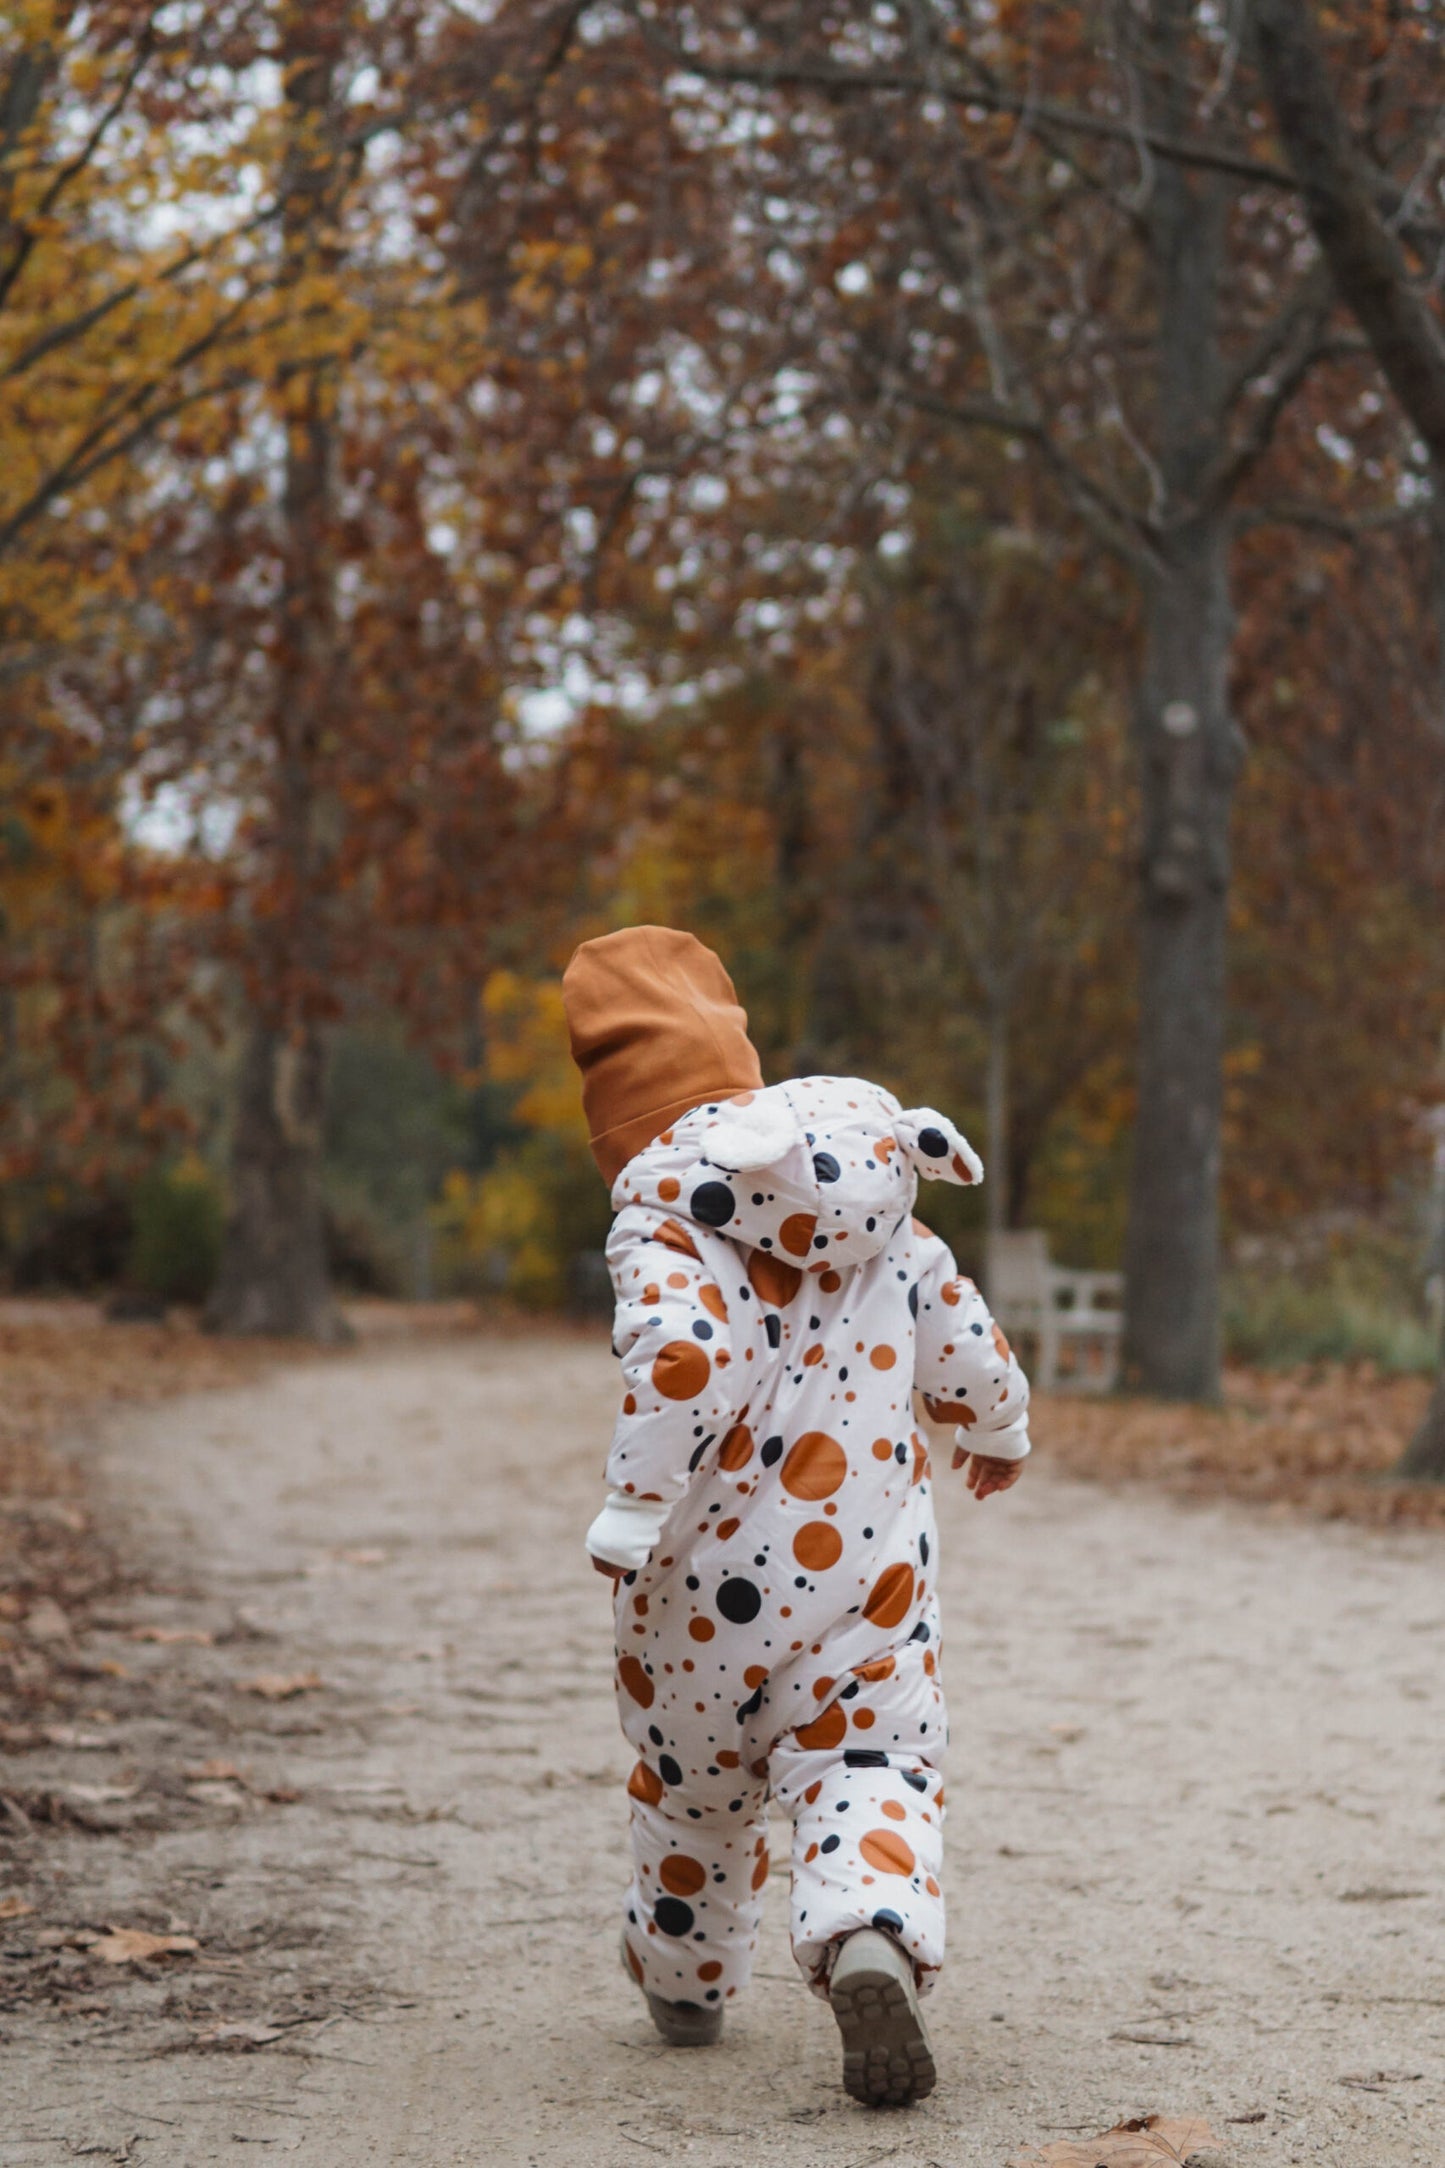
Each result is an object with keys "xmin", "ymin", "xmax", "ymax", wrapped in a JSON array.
[{"xmin": 985, "ymin": 1229, "xmax": 1123, "ymax": 1393}]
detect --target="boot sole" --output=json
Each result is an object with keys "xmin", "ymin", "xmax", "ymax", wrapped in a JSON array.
[{"xmin": 830, "ymin": 1939, "xmax": 936, "ymax": 2107}]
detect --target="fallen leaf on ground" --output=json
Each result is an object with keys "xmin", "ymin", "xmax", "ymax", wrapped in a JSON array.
[
  {"xmin": 1339, "ymin": 2069, "xmax": 1423, "ymax": 2090},
  {"xmin": 0, "ymin": 1895, "xmax": 34, "ymax": 1919},
  {"xmin": 129, "ymin": 1624, "xmax": 213, "ymax": 1645},
  {"xmin": 196, "ymin": 2019, "xmax": 285, "ymax": 2047},
  {"xmin": 338, "ymin": 1547, "xmax": 386, "ymax": 1565},
  {"xmin": 91, "ymin": 1927, "xmax": 200, "ymax": 1965},
  {"xmin": 1009, "ymin": 2113, "xmax": 1220, "ymax": 2167},
  {"xmin": 264, "ymin": 1783, "xmax": 302, "ymax": 1803},
  {"xmin": 236, "ymin": 1671, "xmax": 323, "ymax": 1700},
  {"xmin": 63, "ymin": 1783, "xmax": 139, "ymax": 1805},
  {"xmin": 42, "ymin": 1724, "xmax": 111, "ymax": 1749},
  {"xmin": 183, "ymin": 1759, "xmax": 246, "ymax": 1782},
  {"xmin": 187, "ymin": 1780, "xmax": 248, "ymax": 1805},
  {"xmin": 23, "ymin": 1597, "xmax": 72, "ymax": 1642}
]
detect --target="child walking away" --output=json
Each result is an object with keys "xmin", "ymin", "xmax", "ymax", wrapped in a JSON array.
[{"xmin": 563, "ymin": 926, "xmax": 1030, "ymax": 2108}]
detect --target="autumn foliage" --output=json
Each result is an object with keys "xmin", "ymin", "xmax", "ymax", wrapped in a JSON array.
[{"xmin": 0, "ymin": 5, "xmax": 1440, "ymax": 1425}]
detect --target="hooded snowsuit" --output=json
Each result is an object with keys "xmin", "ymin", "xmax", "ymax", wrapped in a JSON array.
[{"xmin": 564, "ymin": 932, "xmax": 1030, "ymax": 2018}]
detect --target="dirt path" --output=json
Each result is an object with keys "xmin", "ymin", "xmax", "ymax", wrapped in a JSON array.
[{"xmin": 3, "ymin": 1331, "xmax": 1443, "ymax": 2167}]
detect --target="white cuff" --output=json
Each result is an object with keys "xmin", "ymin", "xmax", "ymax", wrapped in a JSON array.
[
  {"xmin": 586, "ymin": 1491, "xmax": 670, "ymax": 1573},
  {"xmin": 960, "ymin": 1417, "xmax": 1031, "ymax": 1463}
]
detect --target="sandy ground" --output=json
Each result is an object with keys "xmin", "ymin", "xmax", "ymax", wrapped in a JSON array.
[{"xmin": 2, "ymin": 1329, "xmax": 1443, "ymax": 2167}]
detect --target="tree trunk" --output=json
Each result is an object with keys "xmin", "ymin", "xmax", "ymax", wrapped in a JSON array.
[
  {"xmin": 1121, "ymin": 2, "xmax": 1239, "ymax": 1400},
  {"xmin": 206, "ymin": 1021, "xmax": 347, "ymax": 1340},
  {"xmin": 207, "ymin": 1, "xmax": 351, "ymax": 1339},
  {"xmin": 1122, "ymin": 519, "xmax": 1237, "ymax": 1398}
]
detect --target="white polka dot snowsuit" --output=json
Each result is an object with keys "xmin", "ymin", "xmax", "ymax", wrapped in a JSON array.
[{"xmin": 585, "ymin": 1077, "xmax": 1030, "ymax": 2013}]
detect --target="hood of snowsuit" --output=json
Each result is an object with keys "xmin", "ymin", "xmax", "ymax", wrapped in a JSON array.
[{"xmin": 612, "ymin": 1075, "xmax": 984, "ymax": 1271}]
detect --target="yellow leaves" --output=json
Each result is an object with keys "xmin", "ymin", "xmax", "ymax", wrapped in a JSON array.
[
  {"xmin": 0, "ymin": 767, "xmax": 123, "ymax": 930},
  {"xmin": 434, "ymin": 976, "xmax": 606, "ymax": 1309},
  {"xmin": 8, "ymin": 0, "xmax": 62, "ymax": 39},
  {"xmin": 480, "ymin": 971, "xmax": 588, "ymax": 1141},
  {"xmin": 432, "ymin": 1159, "xmax": 565, "ymax": 1308},
  {"xmin": 510, "ymin": 238, "xmax": 595, "ymax": 314},
  {"xmin": 513, "ymin": 274, "xmax": 551, "ymax": 319}
]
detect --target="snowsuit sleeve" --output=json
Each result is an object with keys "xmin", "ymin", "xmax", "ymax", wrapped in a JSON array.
[
  {"xmin": 585, "ymin": 1204, "xmax": 740, "ymax": 1572},
  {"xmin": 912, "ymin": 1231, "xmax": 1031, "ymax": 1462}
]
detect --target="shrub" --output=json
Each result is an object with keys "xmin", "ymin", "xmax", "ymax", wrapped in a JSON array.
[
  {"xmin": 432, "ymin": 1134, "xmax": 611, "ymax": 1309},
  {"xmin": 128, "ymin": 1158, "xmax": 224, "ymax": 1303},
  {"xmin": 8, "ymin": 1190, "xmax": 133, "ymax": 1290},
  {"xmin": 1223, "ymin": 1227, "xmax": 1438, "ymax": 1374}
]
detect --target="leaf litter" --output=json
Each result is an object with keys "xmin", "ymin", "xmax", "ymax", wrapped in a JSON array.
[
  {"xmin": 1037, "ymin": 1363, "xmax": 1442, "ymax": 1528},
  {"xmin": 92, "ymin": 1927, "xmax": 200, "ymax": 1964},
  {"xmin": 1009, "ymin": 2112, "xmax": 1222, "ymax": 2167},
  {"xmin": 237, "ymin": 1671, "xmax": 324, "ymax": 1700}
]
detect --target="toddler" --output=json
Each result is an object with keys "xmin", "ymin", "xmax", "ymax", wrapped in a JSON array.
[{"xmin": 564, "ymin": 925, "xmax": 1030, "ymax": 2107}]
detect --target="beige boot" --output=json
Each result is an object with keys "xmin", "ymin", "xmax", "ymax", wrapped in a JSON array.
[
  {"xmin": 621, "ymin": 1931, "xmax": 724, "ymax": 2047},
  {"xmin": 829, "ymin": 1927, "xmax": 937, "ymax": 2107}
]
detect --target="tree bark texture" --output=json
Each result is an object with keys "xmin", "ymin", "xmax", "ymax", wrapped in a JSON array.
[{"xmin": 1121, "ymin": 3, "xmax": 1239, "ymax": 1400}]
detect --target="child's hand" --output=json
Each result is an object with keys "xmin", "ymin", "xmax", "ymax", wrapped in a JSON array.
[
  {"xmin": 954, "ymin": 1448, "xmax": 1026, "ymax": 1500},
  {"xmin": 591, "ymin": 1554, "xmax": 626, "ymax": 1583}
]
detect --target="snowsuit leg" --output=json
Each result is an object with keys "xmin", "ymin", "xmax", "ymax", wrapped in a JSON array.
[
  {"xmin": 620, "ymin": 1776, "xmax": 772, "ymax": 2008},
  {"xmin": 616, "ymin": 1613, "xmax": 948, "ymax": 2010},
  {"xmin": 618, "ymin": 1733, "xmax": 772, "ymax": 2009},
  {"xmin": 772, "ymin": 1623, "xmax": 948, "ymax": 1998}
]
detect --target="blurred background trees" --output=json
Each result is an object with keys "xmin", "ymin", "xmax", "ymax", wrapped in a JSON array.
[{"xmin": 1, "ymin": 3, "xmax": 1442, "ymax": 1444}]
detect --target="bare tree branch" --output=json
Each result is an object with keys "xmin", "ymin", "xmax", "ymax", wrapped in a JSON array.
[
  {"xmin": 1206, "ymin": 291, "xmax": 1346, "ymax": 506},
  {"xmin": 887, "ymin": 380, "xmax": 1160, "ymax": 573},
  {"xmin": 0, "ymin": 285, "xmax": 267, "ymax": 560},
  {"xmin": 1253, "ymin": 0, "xmax": 1445, "ymax": 468},
  {"xmin": 1233, "ymin": 495, "xmax": 1425, "ymax": 538},
  {"xmin": 1218, "ymin": 262, "xmax": 1334, "ymax": 417},
  {"xmin": 0, "ymin": 13, "xmax": 160, "ymax": 316},
  {"xmin": 624, "ymin": 7, "xmax": 1295, "ymax": 191}
]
